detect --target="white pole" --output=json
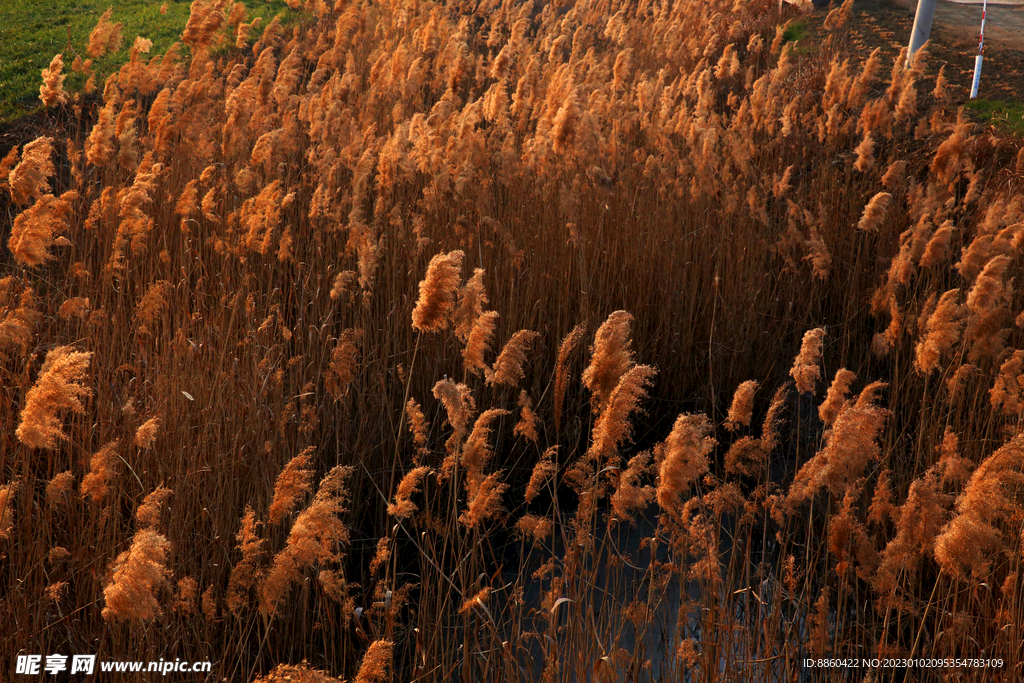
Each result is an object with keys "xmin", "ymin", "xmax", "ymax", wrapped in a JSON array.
[
  {"xmin": 970, "ymin": 0, "xmax": 988, "ymax": 99},
  {"xmin": 908, "ymin": 0, "xmax": 938, "ymax": 65},
  {"xmin": 970, "ymin": 55, "xmax": 984, "ymax": 99}
]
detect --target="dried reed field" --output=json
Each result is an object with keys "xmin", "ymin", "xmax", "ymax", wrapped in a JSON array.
[{"xmin": 2, "ymin": 0, "xmax": 1024, "ymax": 680}]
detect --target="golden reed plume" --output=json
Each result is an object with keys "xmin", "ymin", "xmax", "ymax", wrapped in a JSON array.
[
  {"xmin": 16, "ymin": 346, "xmax": 92, "ymax": 450},
  {"xmin": 412, "ymin": 250, "xmax": 464, "ymax": 333}
]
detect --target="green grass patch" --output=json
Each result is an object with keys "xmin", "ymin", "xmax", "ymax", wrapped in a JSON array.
[
  {"xmin": 0, "ymin": 0, "xmax": 296, "ymax": 124},
  {"xmin": 965, "ymin": 98, "xmax": 1024, "ymax": 136},
  {"xmin": 780, "ymin": 18, "xmax": 814, "ymax": 55},
  {"xmin": 781, "ymin": 19, "xmax": 809, "ymax": 45}
]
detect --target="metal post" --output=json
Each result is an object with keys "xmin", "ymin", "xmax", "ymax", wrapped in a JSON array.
[
  {"xmin": 970, "ymin": 0, "xmax": 988, "ymax": 98},
  {"xmin": 907, "ymin": 0, "xmax": 938, "ymax": 65}
]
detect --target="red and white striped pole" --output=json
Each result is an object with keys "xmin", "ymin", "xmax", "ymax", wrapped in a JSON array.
[{"xmin": 970, "ymin": 0, "xmax": 988, "ymax": 99}]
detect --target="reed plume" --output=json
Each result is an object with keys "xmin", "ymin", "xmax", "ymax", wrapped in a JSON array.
[
  {"xmin": 86, "ymin": 100, "xmax": 116, "ymax": 167},
  {"xmin": 790, "ymin": 328, "xmax": 826, "ymax": 394},
  {"xmin": 657, "ymin": 413, "xmax": 715, "ymax": 514},
  {"xmin": 515, "ymin": 513, "xmax": 553, "ymax": 544},
  {"xmin": 553, "ymin": 324, "xmax": 585, "ymax": 432},
  {"xmin": 857, "ymin": 192, "xmax": 892, "ymax": 232},
  {"xmin": 487, "ymin": 329, "xmax": 539, "ymax": 387},
  {"xmin": 725, "ymin": 380, "xmax": 758, "ymax": 431},
  {"xmin": 514, "ymin": 390, "xmax": 539, "ymax": 443},
  {"xmin": 134, "ymin": 416, "xmax": 161, "ymax": 449},
  {"xmin": 819, "ymin": 368, "xmax": 856, "ymax": 427},
  {"xmin": 914, "ymin": 289, "xmax": 964, "ymax": 374},
  {"xmin": 388, "ymin": 466, "xmax": 430, "ymax": 519},
  {"xmin": 173, "ymin": 577, "xmax": 198, "ymax": 616},
  {"xmin": 0, "ymin": 146, "xmax": 18, "ymax": 189},
  {"xmin": 610, "ymin": 451, "xmax": 655, "ymax": 522},
  {"xmin": 588, "ymin": 364, "xmax": 657, "ymax": 464},
  {"xmin": 88, "ymin": 8, "xmax": 123, "ymax": 58},
  {"xmin": 937, "ymin": 427, "xmax": 974, "ymax": 486},
  {"xmin": 873, "ymin": 469, "xmax": 947, "ymax": 601},
  {"xmin": 405, "ymin": 398, "xmax": 429, "ymax": 457},
  {"xmin": 257, "ymin": 664, "xmax": 343, "ymax": 683},
  {"xmin": 453, "ymin": 268, "xmax": 488, "ymax": 341},
  {"xmin": 260, "ymin": 466, "xmax": 353, "ymax": 616},
  {"xmin": 40, "ymin": 54, "xmax": 68, "ymax": 107},
  {"xmin": 101, "ymin": 529, "xmax": 171, "ymax": 621},
  {"xmin": 868, "ymin": 468, "xmax": 895, "ymax": 526},
  {"xmin": 46, "ymin": 471, "xmax": 74, "ymax": 506},
  {"xmin": 788, "ymin": 382, "xmax": 889, "ymax": 507},
  {"xmin": 967, "ymin": 255, "xmax": 1010, "ymax": 313},
  {"xmin": 934, "ymin": 435, "xmax": 1024, "ymax": 580},
  {"xmin": 881, "ymin": 160, "xmax": 906, "ymax": 189},
  {"xmin": 524, "ymin": 447, "xmax": 557, "ymax": 503},
  {"xmin": 58, "ymin": 297, "xmax": 91, "ymax": 321},
  {"xmin": 919, "ymin": 220, "xmax": 953, "ymax": 268},
  {"xmin": 459, "ymin": 408, "xmax": 509, "ymax": 528},
  {"xmin": 135, "ymin": 280, "xmax": 173, "ymax": 335},
  {"xmin": 412, "ymin": 250, "xmax": 464, "ymax": 333},
  {"xmin": 463, "ymin": 310, "xmax": 498, "ymax": 375},
  {"xmin": 0, "ymin": 278, "xmax": 39, "ymax": 356},
  {"xmin": 8, "ymin": 137, "xmax": 55, "ymax": 206},
  {"xmin": 325, "ymin": 329, "xmax": 363, "ymax": 399},
  {"xmin": 81, "ymin": 441, "xmax": 119, "ymax": 505},
  {"xmin": 854, "ymin": 133, "xmax": 874, "ymax": 172},
  {"xmin": 226, "ymin": 506, "xmax": 265, "ymax": 615},
  {"xmin": 268, "ymin": 447, "xmax": 315, "ymax": 524},
  {"xmin": 458, "ymin": 587, "xmax": 491, "ymax": 616},
  {"xmin": 354, "ymin": 640, "xmax": 392, "ymax": 683},
  {"xmin": 828, "ymin": 484, "xmax": 877, "ymax": 580},
  {"xmin": 16, "ymin": 346, "xmax": 92, "ymax": 450},
  {"xmin": 433, "ymin": 380, "xmax": 475, "ymax": 476},
  {"xmin": 182, "ymin": 0, "xmax": 229, "ymax": 49},
  {"xmin": 8, "ymin": 193, "xmax": 75, "ymax": 268},
  {"xmin": 0, "ymin": 480, "xmax": 18, "ymax": 541},
  {"xmin": 990, "ymin": 350, "xmax": 1024, "ymax": 416},
  {"xmin": 583, "ymin": 311, "xmax": 635, "ymax": 413},
  {"xmin": 136, "ymin": 486, "xmax": 172, "ymax": 528}
]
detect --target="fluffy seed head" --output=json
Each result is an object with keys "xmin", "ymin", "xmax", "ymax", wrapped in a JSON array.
[
  {"xmin": 16, "ymin": 346, "xmax": 92, "ymax": 450},
  {"xmin": 412, "ymin": 250, "xmax": 464, "ymax": 333},
  {"xmin": 790, "ymin": 328, "xmax": 826, "ymax": 394}
]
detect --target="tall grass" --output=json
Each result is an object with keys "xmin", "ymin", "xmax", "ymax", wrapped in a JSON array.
[{"xmin": 2, "ymin": 0, "xmax": 1024, "ymax": 680}]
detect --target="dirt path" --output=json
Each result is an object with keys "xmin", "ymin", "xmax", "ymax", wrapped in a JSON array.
[
  {"xmin": 803, "ymin": 0, "xmax": 1024, "ymax": 103},
  {"xmin": 888, "ymin": 0, "xmax": 1024, "ymax": 51}
]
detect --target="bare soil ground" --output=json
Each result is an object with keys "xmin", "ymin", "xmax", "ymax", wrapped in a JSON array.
[{"xmin": 806, "ymin": 0, "xmax": 1024, "ymax": 103}]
